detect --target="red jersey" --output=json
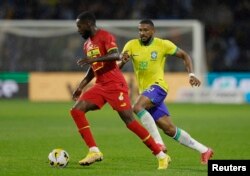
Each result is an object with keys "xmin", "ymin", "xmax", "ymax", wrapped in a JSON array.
[{"xmin": 83, "ymin": 29, "xmax": 126, "ymax": 86}]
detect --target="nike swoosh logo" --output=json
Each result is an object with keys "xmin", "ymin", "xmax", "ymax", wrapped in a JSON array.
[
  {"xmin": 132, "ymin": 54, "xmax": 139, "ymax": 57},
  {"xmin": 120, "ymin": 103, "xmax": 127, "ymax": 107}
]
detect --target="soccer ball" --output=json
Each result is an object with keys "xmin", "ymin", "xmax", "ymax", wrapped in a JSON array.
[{"xmin": 48, "ymin": 149, "xmax": 69, "ymax": 168}]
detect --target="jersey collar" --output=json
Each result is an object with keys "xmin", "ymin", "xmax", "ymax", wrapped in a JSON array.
[{"xmin": 139, "ymin": 37, "xmax": 154, "ymax": 46}]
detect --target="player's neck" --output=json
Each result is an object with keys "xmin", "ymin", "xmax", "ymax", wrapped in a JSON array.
[
  {"xmin": 91, "ymin": 26, "xmax": 99, "ymax": 37},
  {"xmin": 141, "ymin": 37, "xmax": 153, "ymax": 46}
]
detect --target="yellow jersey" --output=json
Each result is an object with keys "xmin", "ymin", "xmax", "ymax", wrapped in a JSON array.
[{"xmin": 122, "ymin": 37, "xmax": 178, "ymax": 93}]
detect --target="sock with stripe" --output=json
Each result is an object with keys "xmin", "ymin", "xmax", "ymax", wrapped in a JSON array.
[
  {"xmin": 70, "ymin": 108, "xmax": 97, "ymax": 148},
  {"xmin": 137, "ymin": 109, "xmax": 165, "ymax": 146},
  {"xmin": 173, "ymin": 127, "xmax": 208, "ymax": 153},
  {"xmin": 126, "ymin": 120, "xmax": 162, "ymax": 155}
]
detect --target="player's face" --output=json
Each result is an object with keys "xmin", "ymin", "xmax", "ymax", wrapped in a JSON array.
[
  {"xmin": 138, "ymin": 24, "xmax": 155, "ymax": 42},
  {"xmin": 76, "ymin": 19, "xmax": 92, "ymax": 39}
]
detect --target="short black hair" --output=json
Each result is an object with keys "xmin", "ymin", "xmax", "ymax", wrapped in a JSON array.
[
  {"xmin": 77, "ymin": 11, "xmax": 96, "ymax": 24},
  {"xmin": 139, "ymin": 19, "xmax": 154, "ymax": 27}
]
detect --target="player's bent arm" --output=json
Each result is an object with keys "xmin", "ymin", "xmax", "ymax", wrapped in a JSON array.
[
  {"xmin": 78, "ymin": 67, "xmax": 94, "ymax": 90},
  {"xmin": 91, "ymin": 48, "xmax": 120, "ymax": 63},
  {"xmin": 175, "ymin": 48, "xmax": 194, "ymax": 74},
  {"xmin": 77, "ymin": 49, "xmax": 120, "ymax": 66},
  {"xmin": 72, "ymin": 67, "xmax": 94, "ymax": 101},
  {"xmin": 175, "ymin": 48, "xmax": 201, "ymax": 87}
]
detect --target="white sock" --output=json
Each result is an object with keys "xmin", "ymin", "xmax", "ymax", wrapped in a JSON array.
[
  {"xmin": 173, "ymin": 127, "xmax": 208, "ymax": 153},
  {"xmin": 156, "ymin": 151, "xmax": 167, "ymax": 159},
  {"xmin": 89, "ymin": 146, "xmax": 100, "ymax": 153},
  {"xmin": 137, "ymin": 109, "xmax": 164, "ymax": 145}
]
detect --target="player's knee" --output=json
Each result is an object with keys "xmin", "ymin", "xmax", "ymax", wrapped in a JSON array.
[
  {"xmin": 71, "ymin": 101, "xmax": 88, "ymax": 113},
  {"xmin": 118, "ymin": 110, "xmax": 135, "ymax": 124},
  {"xmin": 70, "ymin": 108, "xmax": 80, "ymax": 118},
  {"xmin": 70, "ymin": 107, "xmax": 87, "ymax": 118},
  {"xmin": 132, "ymin": 104, "xmax": 142, "ymax": 114}
]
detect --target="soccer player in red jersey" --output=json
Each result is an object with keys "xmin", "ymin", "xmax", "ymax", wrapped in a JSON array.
[{"xmin": 70, "ymin": 11, "xmax": 170, "ymax": 169}]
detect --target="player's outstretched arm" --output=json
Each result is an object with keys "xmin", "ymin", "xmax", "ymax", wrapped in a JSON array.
[
  {"xmin": 175, "ymin": 48, "xmax": 201, "ymax": 87},
  {"xmin": 77, "ymin": 49, "xmax": 120, "ymax": 67}
]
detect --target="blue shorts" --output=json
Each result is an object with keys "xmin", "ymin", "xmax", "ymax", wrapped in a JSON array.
[{"xmin": 142, "ymin": 84, "xmax": 170, "ymax": 121}]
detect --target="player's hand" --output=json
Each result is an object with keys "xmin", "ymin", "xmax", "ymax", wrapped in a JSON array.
[
  {"xmin": 72, "ymin": 88, "xmax": 82, "ymax": 101},
  {"xmin": 120, "ymin": 51, "xmax": 130, "ymax": 64},
  {"xmin": 189, "ymin": 75, "xmax": 201, "ymax": 87},
  {"xmin": 77, "ymin": 57, "xmax": 92, "ymax": 67}
]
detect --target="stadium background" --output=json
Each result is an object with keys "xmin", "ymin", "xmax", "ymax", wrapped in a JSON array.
[
  {"xmin": 0, "ymin": 0, "xmax": 249, "ymax": 103},
  {"xmin": 0, "ymin": 1, "xmax": 250, "ymax": 176}
]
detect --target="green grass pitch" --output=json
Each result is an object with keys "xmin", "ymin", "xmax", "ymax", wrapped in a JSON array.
[{"xmin": 0, "ymin": 100, "xmax": 250, "ymax": 176}]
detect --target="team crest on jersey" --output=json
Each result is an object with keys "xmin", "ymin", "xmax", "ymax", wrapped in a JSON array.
[{"xmin": 151, "ymin": 51, "xmax": 157, "ymax": 60}]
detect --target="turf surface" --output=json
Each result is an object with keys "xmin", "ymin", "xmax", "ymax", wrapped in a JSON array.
[{"xmin": 0, "ymin": 100, "xmax": 249, "ymax": 176}]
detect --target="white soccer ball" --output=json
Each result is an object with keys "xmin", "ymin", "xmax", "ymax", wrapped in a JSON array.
[{"xmin": 48, "ymin": 149, "xmax": 69, "ymax": 168}]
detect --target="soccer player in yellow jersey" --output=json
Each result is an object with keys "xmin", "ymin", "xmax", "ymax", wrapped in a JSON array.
[{"xmin": 120, "ymin": 19, "xmax": 213, "ymax": 165}]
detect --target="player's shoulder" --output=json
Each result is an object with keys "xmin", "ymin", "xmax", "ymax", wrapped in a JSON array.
[
  {"xmin": 155, "ymin": 37, "xmax": 174, "ymax": 46},
  {"xmin": 154, "ymin": 37, "xmax": 170, "ymax": 43},
  {"xmin": 98, "ymin": 29, "xmax": 113, "ymax": 37},
  {"xmin": 126, "ymin": 39, "xmax": 140, "ymax": 45}
]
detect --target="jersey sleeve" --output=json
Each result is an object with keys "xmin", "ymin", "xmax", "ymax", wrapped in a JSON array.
[
  {"xmin": 103, "ymin": 32, "xmax": 118, "ymax": 53},
  {"xmin": 163, "ymin": 40, "xmax": 178, "ymax": 56}
]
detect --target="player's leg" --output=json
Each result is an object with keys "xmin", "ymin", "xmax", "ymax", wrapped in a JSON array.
[
  {"xmin": 155, "ymin": 108, "xmax": 213, "ymax": 164},
  {"xmin": 133, "ymin": 86, "xmax": 166, "ymax": 151},
  {"xmin": 117, "ymin": 109, "xmax": 171, "ymax": 170},
  {"xmin": 70, "ymin": 86, "xmax": 105, "ymax": 166},
  {"xmin": 106, "ymin": 87, "xmax": 170, "ymax": 169}
]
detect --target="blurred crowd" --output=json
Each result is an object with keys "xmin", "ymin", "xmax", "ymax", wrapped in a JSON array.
[{"xmin": 0, "ymin": 0, "xmax": 249, "ymax": 72}]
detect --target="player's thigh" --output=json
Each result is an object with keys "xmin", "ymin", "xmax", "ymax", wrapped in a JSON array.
[
  {"xmin": 142, "ymin": 85, "xmax": 167, "ymax": 106},
  {"xmin": 72, "ymin": 100, "xmax": 99, "ymax": 112},
  {"xmin": 117, "ymin": 109, "xmax": 135, "ymax": 124},
  {"xmin": 133, "ymin": 94, "xmax": 153, "ymax": 110},
  {"xmin": 78, "ymin": 86, "xmax": 106, "ymax": 110},
  {"xmin": 105, "ymin": 90, "xmax": 132, "ymax": 111},
  {"xmin": 148, "ymin": 102, "xmax": 170, "ymax": 121}
]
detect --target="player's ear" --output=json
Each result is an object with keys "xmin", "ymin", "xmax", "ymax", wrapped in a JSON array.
[
  {"xmin": 151, "ymin": 28, "xmax": 156, "ymax": 35},
  {"xmin": 86, "ymin": 21, "xmax": 92, "ymax": 27},
  {"xmin": 87, "ymin": 19, "xmax": 96, "ymax": 27}
]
